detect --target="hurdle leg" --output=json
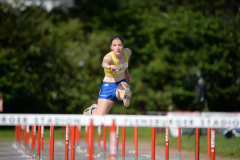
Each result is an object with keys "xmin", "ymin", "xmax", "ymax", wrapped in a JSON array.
[
  {"xmin": 178, "ymin": 127, "xmax": 181, "ymax": 160},
  {"xmin": 134, "ymin": 126, "xmax": 138, "ymax": 160},
  {"xmin": 103, "ymin": 125, "xmax": 106, "ymax": 159},
  {"xmin": 24, "ymin": 125, "xmax": 27, "ymax": 156},
  {"xmin": 76, "ymin": 125, "xmax": 80, "ymax": 147},
  {"xmin": 211, "ymin": 128, "xmax": 215, "ymax": 160},
  {"xmin": 195, "ymin": 128, "xmax": 199, "ymax": 160},
  {"xmin": 31, "ymin": 125, "xmax": 36, "ymax": 158},
  {"xmin": 26, "ymin": 125, "xmax": 29, "ymax": 152},
  {"xmin": 71, "ymin": 126, "xmax": 75, "ymax": 160},
  {"xmin": 21, "ymin": 125, "xmax": 24, "ymax": 150},
  {"xmin": 34, "ymin": 125, "xmax": 36, "ymax": 155},
  {"xmin": 152, "ymin": 126, "xmax": 155, "ymax": 160},
  {"xmin": 110, "ymin": 120, "xmax": 116, "ymax": 160},
  {"xmin": 122, "ymin": 126, "xmax": 125, "ymax": 160},
  {"xmin": 98, "ymin": 126, "xmax": 101, "ymax": 156},
  {"xmin": 116, "ymin": 126, "xmax": 119, "ymax": 159},
  {"xmin": 40, "ymin": 125, "xmax": 44, "ymax": 160},
  {"xmin": 89, "ymin": 120, "xmax": 94, "ymax": 160},
  {"xmin": 207, "ymin": 128, "xmax": 210, "ymax": 160},
  {"xmin": 165, "ymin": 126, "xmax": 169, "ymax": 160},
  {"xmin": 37, "ymin": 125, "xmax": 41, "ymax": 160},
  {"xmin": 65, "ymin": 125, "xmax": 69, "ymax": 160},
  {"xmin": 50, "ymin": 125, "xmax": 54, "ymax": 160}
]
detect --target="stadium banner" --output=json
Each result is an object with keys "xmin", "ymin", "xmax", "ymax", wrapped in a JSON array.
[{"xmin": 0, "ymin": 114, "xmax": 240, "ymax": 128}]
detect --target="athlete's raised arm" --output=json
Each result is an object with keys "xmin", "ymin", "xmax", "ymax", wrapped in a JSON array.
[{"xmin": 102, "ymin": 55, "xmax": 118, "ymax": 72}]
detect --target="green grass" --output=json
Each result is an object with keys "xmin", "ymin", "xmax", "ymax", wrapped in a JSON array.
[{"xmin": 1, "ymin": 127, "xmax": 240, "ymax": 159}]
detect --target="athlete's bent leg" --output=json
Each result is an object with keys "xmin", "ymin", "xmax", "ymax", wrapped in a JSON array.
[
  {"xmin": 116, "ymin": 82, "xmax": 132, "ymax": 107},
  {"xmin": 95, "ymin": 99, "xmax": 114, "ymax": 115}
]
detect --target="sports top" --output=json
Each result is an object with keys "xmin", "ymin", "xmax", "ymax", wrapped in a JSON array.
[{"xmin": 104, "ymin": 50, "xmax": 129, "ymax": 75}]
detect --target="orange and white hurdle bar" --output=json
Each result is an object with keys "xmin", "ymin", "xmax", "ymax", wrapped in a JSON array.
[{"xmin": 0, "ymin": 114, "xmax": 240, "ymax": 160}]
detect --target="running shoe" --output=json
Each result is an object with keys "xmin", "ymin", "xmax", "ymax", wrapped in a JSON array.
[
  {"xmin": 123, "ymin": 88, "xmax": 132, "ymax": 107},
  {"xmin": 83, "ymin": 104, "xmax": 97, "ymax": 115}
]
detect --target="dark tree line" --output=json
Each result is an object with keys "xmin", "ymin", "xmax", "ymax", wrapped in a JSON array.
[{"xmin": 0, "ymin": 0, "xmax": 239, "ymax": 114}]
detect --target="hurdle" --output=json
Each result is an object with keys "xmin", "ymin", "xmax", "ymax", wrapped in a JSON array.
[
  {"xmin": 0, "ymin": 121, "xmax": 217, "ymax": 159},
  {"xmin": 0, "ymin": 114, "xmax": 239, "ymax": 160},
  {"xmin": 0, "ymin": 126, "xmax": 214, "ymax": 159},
  {"xmin": 0, "ymin": 120, "xmax": 216, "ymax": 159}
]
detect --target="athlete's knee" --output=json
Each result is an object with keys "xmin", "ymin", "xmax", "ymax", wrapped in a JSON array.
[
  {"xmin": 117, "ymin": 82, "xmax": 124, "ymax": 89},
  {"xmin": 121, "ymin": 82, "xmax": 130, "ymax": 89},
  {"xmin": 119, "ymin": 82, "xmax": 128, "ymax": 87}
]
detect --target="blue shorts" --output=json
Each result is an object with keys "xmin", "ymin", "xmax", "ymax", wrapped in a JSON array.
[{"xmin": 98, "ymin": 79, "xmax": 130, "ymax": 101}]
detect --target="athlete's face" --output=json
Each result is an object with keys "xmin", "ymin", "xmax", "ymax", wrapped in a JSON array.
[{"xmin": 110, "ymin": 39, "xmax": 124, "ymax": 56}]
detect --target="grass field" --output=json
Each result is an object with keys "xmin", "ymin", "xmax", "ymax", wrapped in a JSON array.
[{"xmin": 0, "ymin": 126, "xmax": 239, "ymax": 159}]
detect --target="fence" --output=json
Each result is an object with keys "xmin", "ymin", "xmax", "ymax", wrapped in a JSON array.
[{"xmin": 0, "ymin": 114, "xmax": 240, "ymax": 160}]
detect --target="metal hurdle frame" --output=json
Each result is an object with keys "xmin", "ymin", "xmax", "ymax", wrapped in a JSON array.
[{"xmin": 0, "ymin": 114, "xmax": 240, "ymax": 160}]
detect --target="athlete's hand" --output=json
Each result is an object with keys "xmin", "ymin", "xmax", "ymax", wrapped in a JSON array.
[
  {"xmin": 126, "ymin": 75, "xmax": 132, "ymax": 81},
  {"xmin": 109, "ymin": 65, "xmax": 118, "ymax": 71}
]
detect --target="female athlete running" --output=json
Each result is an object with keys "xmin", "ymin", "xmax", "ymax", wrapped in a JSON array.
[{"xmin": 83, "ymin": 35, "xmax": 132, "ymax": 115}]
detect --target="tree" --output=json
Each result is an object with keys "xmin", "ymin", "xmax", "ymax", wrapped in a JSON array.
[{"xmin": 0, "ymin": 0, "xmax": 239, "ymax": 114}]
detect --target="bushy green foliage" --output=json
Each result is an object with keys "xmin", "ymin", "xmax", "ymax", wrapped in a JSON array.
[
  {"xmin": 0, "ymin": 3, "xmax": 87, "ymax": 113},
  {"xmin": 0, "ymin": 0, "xmax": 239, "ymax": 113}
]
